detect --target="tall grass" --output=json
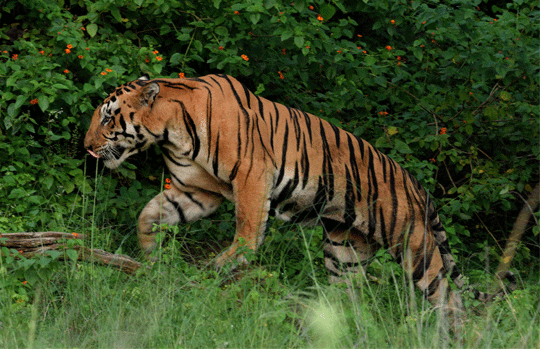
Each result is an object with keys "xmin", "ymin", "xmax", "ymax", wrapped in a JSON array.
[{"xmin": 1, "ymin": 171, "xmax": 538, "ymax": 348}]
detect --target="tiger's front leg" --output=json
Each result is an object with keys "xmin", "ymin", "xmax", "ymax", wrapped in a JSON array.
[
  {"xmin": 138, "ymin": 187, "xmax": 223, "ymax": 256},
  {"xmin": 214, "ymin": 170, "xmax": 273, "ymax": 269}
]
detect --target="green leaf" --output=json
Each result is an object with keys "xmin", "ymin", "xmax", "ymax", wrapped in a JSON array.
[
  {"xmin": 373, "ymin": 76, "xmax": 387, "ymax": 87},
  {"xmin": 170, "ymin": 53, "xmax": 182, "ymax": 64},
  {"xmin": 281, "ymin": 30, "xmax": 293, "ymax": 41},
  {"xmin": 320, "ymin": 4, "xmax": 336, "ymax": 21},
  {"xmin": 38, "ymin": 95, "xmax": 50, "ymax": 112},
  {"xmin": 394, "ymin": 140, "xmax": 413, "ymax": 154},
  {"xmin": 86, "ymin": 23, "xmax": 98, "ymax": 37},
  {"xmin": 66, "ymin": 249, "xmax": 78, "ymax": 262},
  {"xmin": 364, "ymin": 55, "xmax": 376, "ymax": 66},
  {"xmin": 111, "ymin": 8, "xmax": 122, "ymax": 23},
  {"xmin": 215, "ymin": 26, "xmax": 228, "ymax": 36},
  {"xmin": 294, "ymin": 36, "xmax": 304, "ymax": 48},
  {"xmin": 193, "ymin": 40, "xmax": 203, "ymax": 52},
  {"xmin": 413, "ymin": 47, "xmax": 423, "ymax": 61},
  {"xmin": 250, "ymin": 13, "xmax": 260, "ymax": 25}
]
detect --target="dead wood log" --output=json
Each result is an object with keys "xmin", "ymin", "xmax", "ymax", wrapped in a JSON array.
[{"xmin": 0, "ymin": 232, "xmax": 147, "ymax": 275}]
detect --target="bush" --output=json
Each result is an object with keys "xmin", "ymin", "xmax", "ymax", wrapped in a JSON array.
[{"xmin": 0, "ymin": 0, "xmax": 538, "ymax": 268}]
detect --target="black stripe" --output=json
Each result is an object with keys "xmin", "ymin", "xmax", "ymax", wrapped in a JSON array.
[
  {"xmin": 164, "ymin": 194, "xmax": 186, "ymax": 223},
  {"xmin": 213, "ymin": 132, "xmax": 220, "ymax": 177},
  {"xmin": 344, "ymin": 167, "xmax": 356, "ymax": 227},
  {"xmin": 346, "ymin": 134, "xmax": 362, "ymax": 201},
  {"xmin": 184, "ymin": 192, "xmax": 204, "ymax": 210},
  {"xmin": 275, "ymin": 123, "xmax": 289, "ymax": 188}
]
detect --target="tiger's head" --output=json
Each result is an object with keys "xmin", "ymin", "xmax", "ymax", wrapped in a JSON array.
[{"xmin": 84, "ymin": 76, "xmax": 162, "ymax": 169}]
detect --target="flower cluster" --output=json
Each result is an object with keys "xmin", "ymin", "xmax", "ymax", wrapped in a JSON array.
[
  {"xmin": 100, "ymin": 68, "xmax": 113, "ymax": 76},
  {"xmin": 440, "ymin": 127, "xmax": 447, "ymax": 135},
  {"xmin": 241, "ymin": 54, "xmax": 249, "ymax": 61}
]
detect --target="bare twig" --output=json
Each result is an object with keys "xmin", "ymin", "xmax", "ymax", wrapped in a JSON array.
[{"xmin": 495, "ymin": 182, "xmax": 540, "ymax": 279}]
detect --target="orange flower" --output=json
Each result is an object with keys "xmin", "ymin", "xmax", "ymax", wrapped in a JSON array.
[
  {"xmin": 72, "ymin": 232, "xmax": 78, "ymax": 237},
  {"xmin": 241, "ymin": 54, "xmax": 249, "ymax": 61},
  {"xmin": 165, "ymin": 178, "xmax": 171, "ymax": 183},
  {"xmin": 156, "ymin": 56, "xmax": 163, "ymax": 61},
  {"xmin": 64, "ymin": 69, "xmax": 70, "ymax": 74},
  {"xmin": 282, "ymin": 48, "xmax": 286, "ymax": 55},
  {"xmin": 179, "ymin": 72, "xmax": 185, "ymax": 78},
  {"xmin": 145, "ymin": 58, "xmax": 150, "ymax": 63},
  {"xmin": 106, "ymin": 68, "xmax": 112, "ymax": 72},
  {"xmin": 385, "ymin": 45, "xmax": 392, "ymax": 51},
  {"xmin": 305, "ymin": 45, "xmax": 310, "ymax": 49},
  {"xmin": 317, "ymin": 14, "xmax": 323, "ymax": 21},
  {"xmin": 363, "ymin": 50, "xmax": 367, "ymax": 54},
  {"xmin": 337, "ymin": 50, "xmax": 342, "ymax": 54},
  {"xmin": 30, "ymin": 99, "xmax": 38, "ymax": 105},
  {"xmin": 278, "ymin": 71, "xmax": 284, "ymax": 80},
  {"xmin": 234, "ymin": 10, "xmax": 239, "ymax": 15},
  {"xmin": 440, "ymin": 127, "xmax": 447, "ymax": 135},
  {"xmin": 164, "ymin": 184, "xmax": 171, "ymax": 190},
  {"xmin": 22, "ymin": 281, "xmax": 27, "ymax": 285},
  {"xmin": 309, "ymin": 5, "xmax": 314, "ymax": 10},
  {"xmin": 67, "ymin": 44, "xmax": 73, "ymax": 49},
  {"xmin": 65, "ymin": 49, "xmax": 71, "ymax": 54},
  {"xmin": 357, "ymin": 34, "xmax": 362, "ymax": 37},
  {"xmin": 86, "ymin": 47, "xmax": 90, "ymax": 50},
  {"xmin": 219, "ymin": 46, "xmax": 224, "ymax": 50},
  {"xmin": 429, "ymin": 158, "xmax": 436, "ymax": 163},
  {"xmin": 152, "ymin": 50, "xmax": 159, "ymax": 54},
  {"xmin": 101, "ymin": 71, "xmax": 107, "ymax": 75},
  {"xmin": 39, "ymin": 50, "xmax": 45, "ymax": 55},
  {"xmin": 12, "ymin": 54, "xmax": 18, "ymax": 60},
  {"xmin": 390, "ymin": 20, "xmax": 395, "ymax": 25}
]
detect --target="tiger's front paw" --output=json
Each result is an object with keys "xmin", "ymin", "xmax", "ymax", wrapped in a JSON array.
[{"xmin": 215, "ymin": 247, "xmax": 249, "ymax": 270}]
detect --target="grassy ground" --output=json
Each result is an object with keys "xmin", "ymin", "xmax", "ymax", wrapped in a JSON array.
[{"xmin": 1, "ymin": 221, "xmax": 539, "ymax": 348}]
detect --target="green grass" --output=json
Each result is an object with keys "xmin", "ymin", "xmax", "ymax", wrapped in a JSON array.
[{"xmin": 1, "ymin": 222, "xmax": 538, "ymax": 348}]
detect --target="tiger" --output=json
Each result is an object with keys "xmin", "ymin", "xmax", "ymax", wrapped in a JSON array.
[{"xmin": 84, "ymin": 74, "xmax": 515, "ymax": 316}]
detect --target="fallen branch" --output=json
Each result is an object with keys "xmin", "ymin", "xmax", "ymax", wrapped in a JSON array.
[{"xmin": 0, "ymin": 232, "xmax": 147, "ymax": 275}]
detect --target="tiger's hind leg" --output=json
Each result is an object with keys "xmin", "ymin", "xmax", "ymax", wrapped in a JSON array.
[
  {"xmin": 401, "ymin": 225, "xmax": 464, "ymax": 331},
  {"xmin": 138, "ymin": 187, "xmax": 223, "ymax": 256},
  {"xmin": 323, "ymin": 227, "xmax": 379, "ymax": 284}
]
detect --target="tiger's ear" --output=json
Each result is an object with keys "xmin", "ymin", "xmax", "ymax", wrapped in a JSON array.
[
  {"xmin": 138, "ymin": 82, "xmax": 160, "ymax": 107},
  {"xmin": 138, "ymin": 74, "xmax": 150, "ymax": 81}
]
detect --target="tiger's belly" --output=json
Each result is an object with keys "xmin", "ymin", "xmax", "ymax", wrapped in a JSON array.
[{"xmin": 270, "ymin": 180, "xmax": 345, "ymax": 226}]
